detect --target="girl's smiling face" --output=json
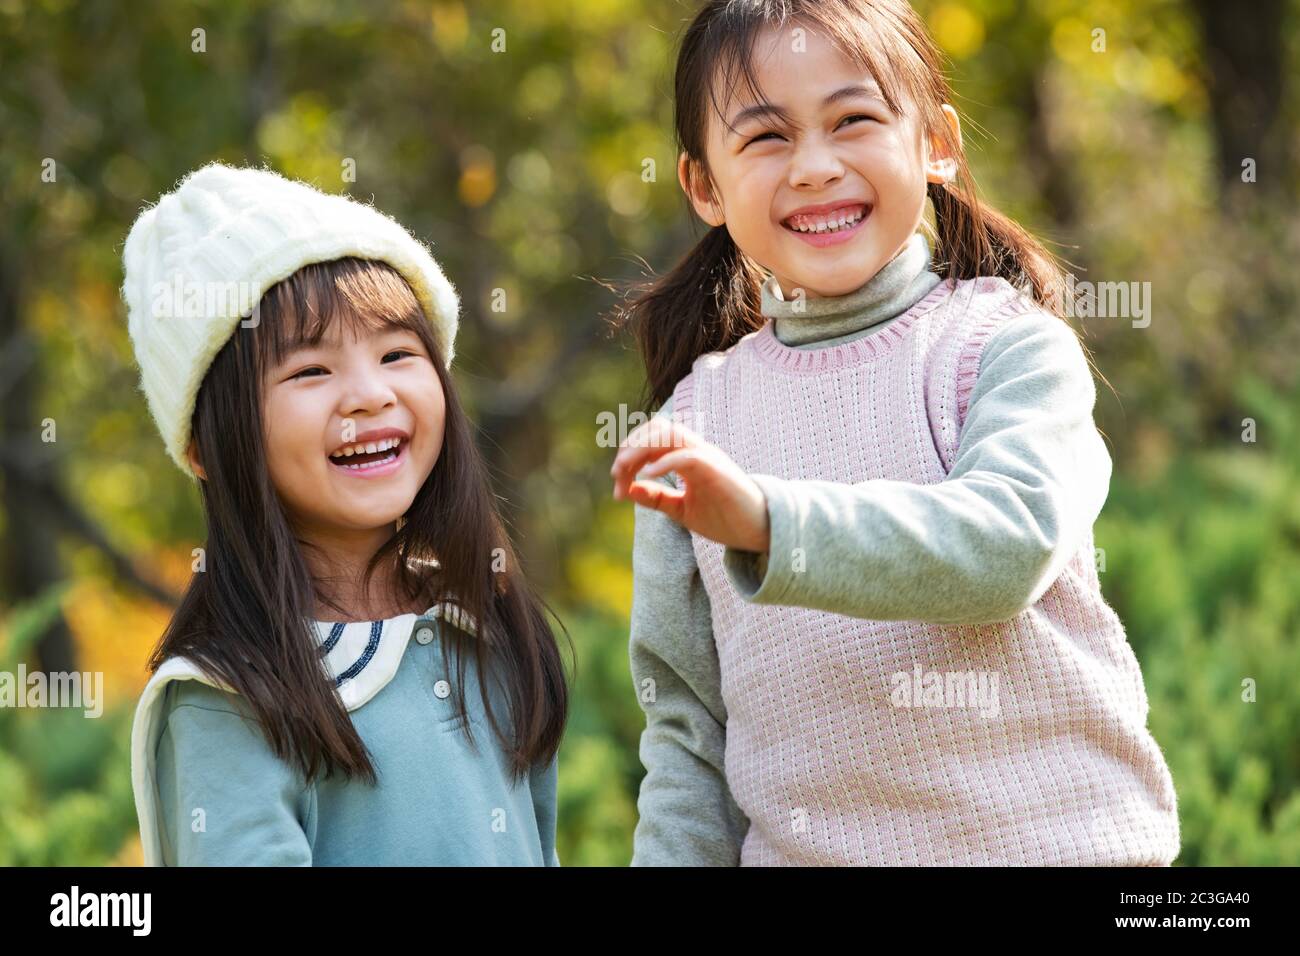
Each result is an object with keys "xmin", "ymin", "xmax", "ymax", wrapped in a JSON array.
[
  {"xmin": 261, "ymin": 318, "xmax": 446, "ymax": 541},
  {"xmin": 680, "ymin": 21, "xmax": 959, "ymax": 299}
]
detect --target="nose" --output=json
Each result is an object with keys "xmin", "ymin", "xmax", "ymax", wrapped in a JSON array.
[
  {"xmin": 787, "ymin": 134, "xmax": 845, "ymax": 191},
  {"xmin": 338, "ymin": 362, "xmax": 398, "ymax": 419}
]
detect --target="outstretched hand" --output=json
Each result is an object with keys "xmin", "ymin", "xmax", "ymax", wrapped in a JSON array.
[{"xmin": 610, "ymin": 417, "xmax": 770, "ymax": 554}]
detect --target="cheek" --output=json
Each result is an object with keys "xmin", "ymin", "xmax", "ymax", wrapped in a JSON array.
[
  {"xmin": 262, "ymin": 439, "xmax": 298, "ymax": 502},
  {"xmin": 261, "ymin": 392, "xmax": 320, "ymax": 482},
  {"xmin": 852, "ymin": 127, "xmax": 915, "ymax": 175},
  {"xmin": 428, "ymin": 396, "xmax": 447, "ymax": 453},
  {"xmin": 411, "ymin": 376, "xmax": 448, "ymax": 455},
  {"xmin": 857, "ymin": 138, "xmax": 913, "ymax": 188},
  {"xmin": 855, "ymin": 155, "xmax": 926, "ymax": 231},
  {"xmin": 732, "ymin": 158, "xmax": 781, "ymax": 204}
]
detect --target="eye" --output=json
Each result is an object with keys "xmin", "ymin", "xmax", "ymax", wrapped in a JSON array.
[
  {"xmin": 383, "ymin": 349, "xmax": 416, "ymax": 363},
  {"xmin": 744, "ymin": 130, "xmax": 784, "ymax": 148},
  {"xmin": 290, "ymin": 366, "xmax": 325, "ymax": 380},
  {"xmin": 837, "ymin": 113, "xmax": 877, "ymax": 129}
]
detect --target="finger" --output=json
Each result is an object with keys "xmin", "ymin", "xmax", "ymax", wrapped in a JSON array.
[
  {"xmin": 626, "ymin": 479, "xmax": 686, "ymax": 522},
  {"xmin": 639, "ymin": 448, "xmax": 700, "ymax": 480},
  {"xmin": 612, "ymin": 423, "xmax": 696, "ymax": 497},
  {"xmin": 611, "ymin": 420, "xmax": 662, "ymax": 495},
  {"xmin": 611, "ymin": 418, "xmax": 696, "ymax": 479},
  {"xmin": 614, "ymin": 444, "xmax": 675, "ymax": 500}
]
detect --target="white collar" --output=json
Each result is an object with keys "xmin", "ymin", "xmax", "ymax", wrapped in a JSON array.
[{"xmin": 311, "ymin": 601, "xmax": 477, "ymax": 709}]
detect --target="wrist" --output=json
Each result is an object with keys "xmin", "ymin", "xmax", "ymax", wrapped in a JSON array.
[{"xmin": 743, "ymin": 477, "xmax": 771, "ymax": 553}]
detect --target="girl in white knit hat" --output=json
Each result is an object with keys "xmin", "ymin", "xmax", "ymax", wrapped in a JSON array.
[
  {"xmin": 612, "ymin": 0, "xmax": 1178, "ymax": 866},
  {"xmin": 122, "ymin": 163, "xmax": 568, "ymax": 865}
]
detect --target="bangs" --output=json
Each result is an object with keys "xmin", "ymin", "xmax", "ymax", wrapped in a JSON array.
[
  {"xmin": 256, "ymin": 257, "xmax": 430, "ymax": 370},
  {"xmin": 700, "ymin": 1, "xmax": 929, "ymax": 141}
]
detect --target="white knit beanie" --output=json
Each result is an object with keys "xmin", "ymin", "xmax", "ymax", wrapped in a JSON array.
[{"xmin": 121, "ymin": 162, "xmax": 460, "ymax": 480}]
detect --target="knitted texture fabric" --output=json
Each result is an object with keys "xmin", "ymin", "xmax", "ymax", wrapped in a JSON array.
[
  {"xmin": 672, "ymin": 276, "xmax": 1180, "ymax": 865},
  {"xmin": 121, "ymin": 162, "xmax": 460, "ymax": 479}
]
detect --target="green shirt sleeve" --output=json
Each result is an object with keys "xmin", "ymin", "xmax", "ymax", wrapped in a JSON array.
[
  {"xmin": 721, "ymin": 311, "xmax": 1110, "ymax": 624},
  {"xmin": 628, "ymin": 397, "xmax": 750, "ymax": 866},
  {"xmin": 155, "ymin": 680, "xmax": 315, "ymax": 866}
]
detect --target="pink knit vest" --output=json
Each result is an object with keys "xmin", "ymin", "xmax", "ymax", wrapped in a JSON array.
[{"xmin": 673, "ymin": 276, "xmax": 1179, "ymax": 866}]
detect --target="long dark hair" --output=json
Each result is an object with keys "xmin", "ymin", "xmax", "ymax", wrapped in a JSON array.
[
  {"xmin": 617, "ymin": 0, "xmax": 1072, "ymax": 407},
  {"xmin": 148, "ymin": 256, "xmax": 568, "ymax": 784}
]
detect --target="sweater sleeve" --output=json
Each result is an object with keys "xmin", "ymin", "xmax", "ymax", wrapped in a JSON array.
[
  {"xmin": 720, "ymin": 311, "xmax": 1110, "ymax": 625},
  {"xmin": 155, "ymin": 680, "xmax": 314, "ymax": 866},
  {"xmin": 628, "ymin": 397, "xmax": 750, "ymax": 866}
]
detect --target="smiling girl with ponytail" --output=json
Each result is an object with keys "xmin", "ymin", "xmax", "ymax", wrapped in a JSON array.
[{"xmin": 612, "ymin": 0, "xmax": 1178, "ymax": 867}]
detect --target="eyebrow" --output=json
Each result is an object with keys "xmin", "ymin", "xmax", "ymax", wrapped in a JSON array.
[{"xmin": 727, "ymin": 83, "xmax": 887, "ymax": 135}]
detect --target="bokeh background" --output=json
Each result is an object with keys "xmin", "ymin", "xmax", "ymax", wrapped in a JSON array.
[{"xmin": 1, "ymin": 0, "xmax": 1297, "ymax": 866}]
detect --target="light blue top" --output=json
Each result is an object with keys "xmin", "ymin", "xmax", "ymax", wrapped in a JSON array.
[{"xmin": 153, "ymin": 613, "xmax": 560, "ymax": 866}]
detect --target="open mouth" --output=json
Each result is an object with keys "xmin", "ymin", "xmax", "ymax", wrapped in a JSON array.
[
  {"xmin": 327, "ymin": 436, "xmax": 406, "ymax": 475},
  {"xmin": 782, "ymin": 202, "xmax": 871, "ymax": 245}
]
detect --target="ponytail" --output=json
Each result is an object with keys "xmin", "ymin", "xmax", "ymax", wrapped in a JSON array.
[
  {"xmin": 615, "ymin": 224, "xmax": 766, "ymax": 409},
  {"xmin": 927, "ymin": 180, "xmax": 1069, "ymax": 317},
  {"xmin": 928, "ymin": 179, "xmax": 1115, "ymax": 402}
]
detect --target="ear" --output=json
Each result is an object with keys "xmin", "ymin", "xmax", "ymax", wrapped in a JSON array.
[
  {"xmin": 186, "ymin": 437, "xmax": 207, "ymax": 482},
  {"xmin": 677, "ymin": 151, "xmax": 725, "ymax": 227},
  {"xmin": 924, "ymin": 104, "xmax": 962, "ymax": 185}
]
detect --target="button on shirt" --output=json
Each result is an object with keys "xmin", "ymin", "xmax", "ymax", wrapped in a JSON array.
[{"xmin": 152, "ymin": 611, "xmax": 560, "ymax": 866}]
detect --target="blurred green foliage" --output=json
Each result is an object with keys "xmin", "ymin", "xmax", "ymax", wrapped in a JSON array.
[
  {"xmin": 0, "ymin": 586, "xmax": 138, "ymax": 865},
  {"xmin": 1094, "ymin": 376, "xmax": 1300, "ymax": 867}
]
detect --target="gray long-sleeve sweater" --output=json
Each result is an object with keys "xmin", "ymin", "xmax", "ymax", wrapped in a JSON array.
[{"xmin": 627, "ymin": 233, "xmax": 1112, "ymax": 865}]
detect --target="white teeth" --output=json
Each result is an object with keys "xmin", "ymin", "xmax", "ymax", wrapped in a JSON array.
[
  {"xmin": 329, "ymin": 437, "xmax": 402, "ymax": 459},
  {"xmin": 337, "ymin": 450, "xmax": 398, "ymax": 471},
  {"xmin": 788, "ymin": 208, "xmax": 866, "ymax": 233}
]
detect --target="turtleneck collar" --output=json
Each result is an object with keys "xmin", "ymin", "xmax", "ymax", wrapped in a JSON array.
[{"xmin": 760, "ymin": 232, "xmax": 944, "ymax": 347}]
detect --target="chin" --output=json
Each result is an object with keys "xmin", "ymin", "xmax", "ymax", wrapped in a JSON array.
[
  {"xmin": 338, "ymin": 508, "xmax": 409, "ymax": 532},
  {"xmin": 826, "ymin": 276, "xmax": 876, "ymax": 297},
  {"xmin": 795, "ymin": 269, "xmax": 878, "ymax": 299},
  {"xmin": 329, "ymin": 485, "xmax": 415, "ymax": 515}
]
